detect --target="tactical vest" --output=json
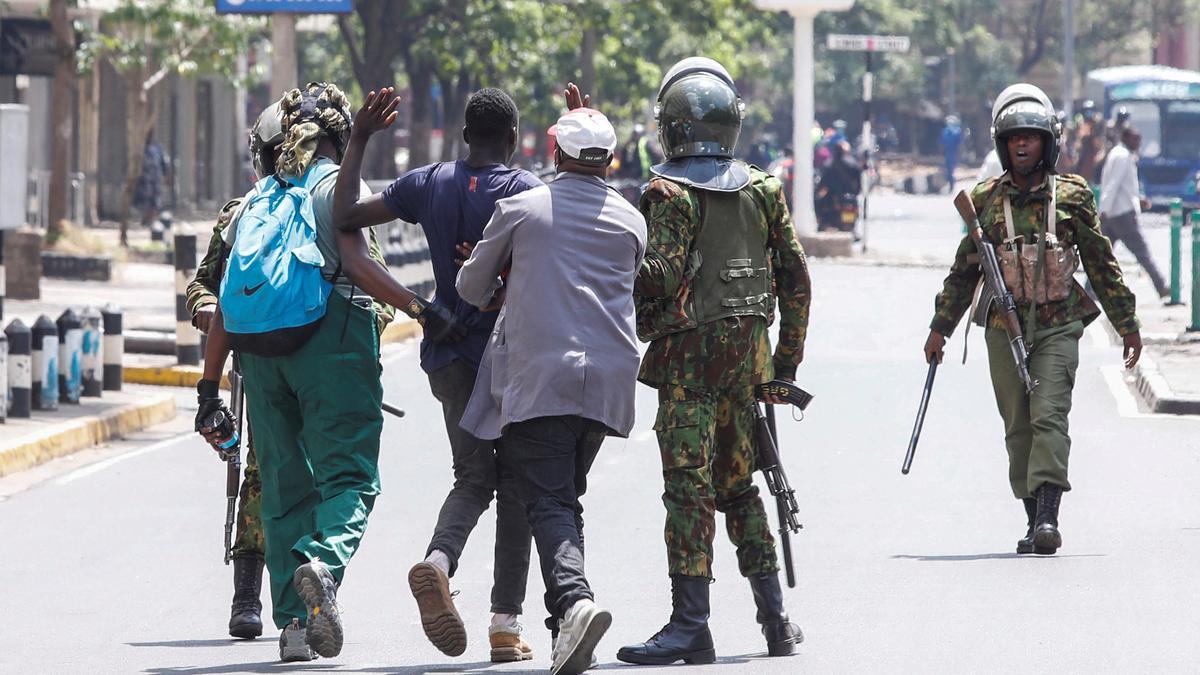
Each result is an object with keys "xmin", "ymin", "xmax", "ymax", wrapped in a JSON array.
[{"xmin": 637, "ymin": 186, "xmax": 772, "ymax": 341}]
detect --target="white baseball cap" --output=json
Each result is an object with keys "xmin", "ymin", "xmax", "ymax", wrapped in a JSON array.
[{"xmin": 548, "ymin": 107, "xmax": 617, "ymax": 164}]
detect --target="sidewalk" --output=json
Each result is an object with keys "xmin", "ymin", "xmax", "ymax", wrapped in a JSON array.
[
  {"xmin": 2, "ymin": 230, "xmax": 426, "ymax": 474},
  {"xmin": 0, "ymin": 384, "xmax": 176, "ymax": 477}
]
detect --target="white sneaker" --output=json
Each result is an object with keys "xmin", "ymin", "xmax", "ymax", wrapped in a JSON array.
[
  {"xmin": 279, "ymin": 618, "xmax": 316, "ymax": 662},
  {"xmin": 551, "ymin": 599, "xmax": 611, "ymax": 675}
]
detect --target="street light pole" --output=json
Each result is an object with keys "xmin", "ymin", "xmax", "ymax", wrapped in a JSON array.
[
  {"xmin": 756, "ymin": 1, "xmax": 856, "ymax": 235},
  {"xmin": 1062, "ymin": 0, "xmax": 1076, "ymax": 118},
  {"xmin": 271, "ymin": 14, "xmax": 298, "ymax": 98}
]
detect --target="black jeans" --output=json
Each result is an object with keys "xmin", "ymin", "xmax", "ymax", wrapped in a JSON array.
[
  {"xmin": 426, "ymin": 359, "xmax": 531, "ymax": 615},
  {"xmin": 495, "ymin": 415, "xmax": 607, "ymax": 632},
  {"xmin": 1101, "ymin": 210, "xmax": 1169, "ymax": 297}
]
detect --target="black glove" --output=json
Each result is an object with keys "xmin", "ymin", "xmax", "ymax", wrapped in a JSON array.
[
  {"xmin": 196, "ymin": 378, "xmax": 237, "ymax": 448},
  {"xmin": 405, "ymin": 296, "xmax": 467, "ymax": 344}
]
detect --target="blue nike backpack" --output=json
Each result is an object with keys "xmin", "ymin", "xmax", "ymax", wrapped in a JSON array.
[{"xmin": 219, "ymin": 162, "xmax": 338, "ymax": 356}]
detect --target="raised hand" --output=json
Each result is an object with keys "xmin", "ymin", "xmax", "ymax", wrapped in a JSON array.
[
  {"xmin": 352, "ymin": 87, "xmax": 402, "ymax": 140},
  {"xmin": 564, "ymin": 82, "xmax": 591, "ymax": 110}
]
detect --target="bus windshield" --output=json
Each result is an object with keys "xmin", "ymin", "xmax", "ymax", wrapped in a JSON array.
[
  {"xmin": 1164, "ymin": 101, "xmax": 1200, "ymax": 160},
  {"xmin": 1123, "ymin": 101, "xmax": 1162, "ymax": 157}
]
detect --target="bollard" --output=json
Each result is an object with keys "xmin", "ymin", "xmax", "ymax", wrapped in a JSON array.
[
  {"xmin": 0, "ymin": 330, "xmax": 6, "ymax": 422},
  {"xmin": 6, "ymin": 318, "xmax": 30, "ymax": 417},
  {"xmin": 80, "ymin": 306, "xmax": 103, "ymax": 397},
  {"xmin": 174, "ymin": 233, "xmax": 201, "ymax": 365},
  {"xmin": 102, "ymin": 304, "xmax": 123, "ymax": 391},
  {"xmin": 31, "ymin": 314, "xmax": 58, "ymax": 410},
  {"xmin": 0, "ymin": 230, "xmax": 5, "ymax": 322},
  {"xmin": 1192, "ymin": 209, "xmax": 1200, "ymax": 332},
  {"xmin": 56, "ymin": 308, "xmax": 83, "ymax": 404},
  {"xmin": 1170, "ymin": 199, "xmax": 1183, "ymax": 305}
]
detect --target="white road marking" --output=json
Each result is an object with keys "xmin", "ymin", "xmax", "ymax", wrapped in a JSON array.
[{"xmin": 54, "ymin": 432, "xmax": 193, "ymax": 486}]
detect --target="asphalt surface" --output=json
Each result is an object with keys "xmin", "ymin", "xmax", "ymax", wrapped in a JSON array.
[{"xmin": 3, "ymin": 194, "xmax": 1200, "ymax": 674}]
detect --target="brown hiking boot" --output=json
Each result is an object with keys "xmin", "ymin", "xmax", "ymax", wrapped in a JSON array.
[
  {"xmin": 408, "ymin": 562, "xmax": 467, "ymax": 656},
  {"xmin": 489, "ymin": 622, "xmax": 534, "ymax": 662}
]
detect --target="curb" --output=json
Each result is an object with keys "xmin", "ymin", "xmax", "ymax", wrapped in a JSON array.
[
  {"xmin": 121, "ymin": 319, "xmax": 422, "ymax": 389},
  {"xmin": 0, "ymin": 392, "xmax": 178, "ymax": 478},
  {"xmin": 1132, "ymin": 352, "xmax": 1200, "ymax": 415}
]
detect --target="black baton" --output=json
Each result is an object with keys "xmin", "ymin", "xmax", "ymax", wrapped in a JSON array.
[{"xmin": 902, "ymin": 359, "xmax": 938, "ymax": 475}]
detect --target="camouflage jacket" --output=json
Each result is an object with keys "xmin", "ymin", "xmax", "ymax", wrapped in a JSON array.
[
  {"xmin": 930, "ymin": 172, "xmax": 1139, "ymax": 338},
  {"xmin": 186, "ymin": 197, "xmax": 397, "ymax": 333},
  {"xmin": 635, "ymin": 166, "xmax": 811, "ymax": 388}
]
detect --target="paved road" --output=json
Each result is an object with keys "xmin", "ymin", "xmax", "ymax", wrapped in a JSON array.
[{"xmin": 3, "ymin": 201, "xmax": 1200, "ymax": 674}]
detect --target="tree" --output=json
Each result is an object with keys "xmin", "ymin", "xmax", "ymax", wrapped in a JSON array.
[
  {"xmin": 79, "ymin": 0, "xmax": 256, "ymax": 246},
  {"xmin": 47, "ymin": 0, "xmax": 75, "ymax": 246}
]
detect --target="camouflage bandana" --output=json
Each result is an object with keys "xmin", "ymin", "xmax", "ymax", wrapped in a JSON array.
[{"xmin": 278, "ymin": 82, "xmax": 352, "ymax": 177}]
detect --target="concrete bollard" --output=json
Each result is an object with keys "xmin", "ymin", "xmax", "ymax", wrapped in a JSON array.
[
  {"xmin": 5, "ymin": 318, "xmax": 30, "ymax": 418},
  {"xmin": 56, "ymin": 308, "xmax": 83, "ymax": 404},
  {"xmin": 174, "ymin": 233, "xmax": 201, "ymax": 366},
  {"xmin": 102, "ymin": 304, "xmax": 123, "ymax": 391},
  {"xmin": 31, "ymin": 314, "xmax": 58, "ymax": 410},
  {"xmin": 80, "ymin": 306, "xmax": 103, "ymax": 397},
  {"xmin": 0, "ymin": 329, "xmax": 6, "ymax": 422}
]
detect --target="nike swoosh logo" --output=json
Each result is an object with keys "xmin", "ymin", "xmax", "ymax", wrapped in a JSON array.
[{"xmin": 242, "ymin": 281, "xmax": 267, "ymax": 296}]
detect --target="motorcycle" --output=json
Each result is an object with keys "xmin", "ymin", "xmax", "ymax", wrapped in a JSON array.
[{"xmin": 815, "ymin": 188, "xmax": 859, "ymax": 234}]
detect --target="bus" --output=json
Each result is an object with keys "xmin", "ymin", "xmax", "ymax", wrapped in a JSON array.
[{"xmin": 1085, "ymin": 65, "xmax": 1200, "ymax": 207}]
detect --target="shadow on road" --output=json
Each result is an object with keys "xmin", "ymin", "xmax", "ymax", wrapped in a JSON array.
[
  {"xmin": 891, "ymin": 553, "xmax": 1108, "ymax": 561},
  {"xmin": 130, "ymin": 639, "xmax": 274, "ymax": 648}
]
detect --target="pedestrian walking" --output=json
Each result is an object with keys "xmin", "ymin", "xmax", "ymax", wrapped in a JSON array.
[
  {"xmin": 133, "ymin": 127, "xmax": 171, "ymax": 228},
  {"xmin": 618, "ymin": 57, "xmax": 811, "ymax": 666},
  {"xmin": 186, "ymin": 100, "xmax": 395, "ymax": 642},
  {"xmin": 940, "ymin": 115, "xmax": 964, "ymax": 193},
  {"xmin": 923, "ymin": 83, "xmax": 1143, "ymax": 557},
  {"xmin": 456, "ymin": 105, "xmax": 645, "ymax": 675},
  {"xmin": 1099, "ymin": 128, "xmax": 1170, "ymax": 300},
  {"xmin": 195, "ymin": 82, "xmax": 395, "ymax": 663},
  {"xmin": 332, "ymin": 85, "xmax": 545, "ymax": 662}
]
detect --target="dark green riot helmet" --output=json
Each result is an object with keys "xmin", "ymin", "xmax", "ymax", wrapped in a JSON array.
[
  {"xmin": 651, "ymin": 57, "xmax": 751, "ymax": 192},
  {"xmin": 990, "ymin": 83, "xmax": 1061, "ymax": 174}
]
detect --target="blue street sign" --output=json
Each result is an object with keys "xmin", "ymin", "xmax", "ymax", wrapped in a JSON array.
[{"xmin": 216, "ymin": 0, "xmax": 353, "ymax": 14}]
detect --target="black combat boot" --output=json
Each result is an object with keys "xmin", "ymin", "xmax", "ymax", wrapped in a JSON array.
[
  {"xmin": 229, "ymin": 555, "xmax": 265, "ymax": 639},
  {"xmin": 748, "ymin": 573, "xmax": 803, "ymax": 656},
  {"xmin": 616, "ymin": 575, "xmax": 716, "ymax": 665},
  {"xmin": 1032, "ymin": 483, "xmax": 1064, "ymax": 555},
  {"xmin": 1016, "ymin": 498, "xmax": 1037, "ymax": 554}
]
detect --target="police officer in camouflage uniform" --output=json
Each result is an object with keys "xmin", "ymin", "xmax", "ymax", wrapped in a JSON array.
[
  {"xmin": 924, "ymin": 83, "xmax": 1143, "ymax": 556},
  {"xmin": 186, "ymin": 100, "xmax": 394, "ymax": 641},
  {"xmin": 618, "ymin": 58, "xmax": 811, "ymax": 666}
]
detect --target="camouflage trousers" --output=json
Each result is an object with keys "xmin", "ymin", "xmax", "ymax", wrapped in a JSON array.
[
  {"xmin": 654, "ymin": 384, "xmax": 778, "ymax": 580},
  {"xmin": 231, "ymin": 440, "xmax": 265, "ymax": 558}
]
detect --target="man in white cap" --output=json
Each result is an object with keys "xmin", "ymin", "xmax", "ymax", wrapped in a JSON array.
[{"xmin": 456, "ymin": 106, "xmax": 646, "ymax": 675}]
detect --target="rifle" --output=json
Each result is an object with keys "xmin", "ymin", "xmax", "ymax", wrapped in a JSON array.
[
  {"xmin": 753, "ymin": 380, "xmax": 811, "ymax": 589},
  {"xmin": 901, "ymin": 359, "xmax": 938, "ymax": 475},
  {"xmin": 223, "ymin": 361, "xmax": 245, "ymax": 565},
  {"xmin": 953, "ymin": 191, "xmax": 1038, "ymax": 394}
]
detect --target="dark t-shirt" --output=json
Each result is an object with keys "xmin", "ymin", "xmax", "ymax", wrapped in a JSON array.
[{"xmin": 382, "ymin": 160, "xmax": 542, "ymax": 374}]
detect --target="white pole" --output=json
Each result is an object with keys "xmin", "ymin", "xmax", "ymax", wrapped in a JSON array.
[
  {"xmin": 271, "ymin": 14, "xmax": 298, "ymax": 98},
  {"xmin": 792, "ymin": 11, "xmax": 817, "ymax": 234}
]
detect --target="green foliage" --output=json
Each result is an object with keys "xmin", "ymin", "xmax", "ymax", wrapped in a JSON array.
[{"xmin": 77, "ymin": 0, "xmax": 261, "ymax": 87}]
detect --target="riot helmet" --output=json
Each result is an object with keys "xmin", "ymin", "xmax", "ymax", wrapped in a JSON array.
[
  {"xmin": 249, "ymin": 101, "xmax": 284, "ymax": 179},
  {"xmin": 990, "ymin": 83, "xmax": 1061, "ymax": 174},
  {"xmin": 654, "ymin": 57, "xmax": 745, "ymax": 160}
]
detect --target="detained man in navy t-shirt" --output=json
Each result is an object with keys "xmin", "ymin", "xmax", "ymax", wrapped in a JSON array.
[{"xmin": 332, "ymin": 87, "xmax": 541, "ymax": 662}]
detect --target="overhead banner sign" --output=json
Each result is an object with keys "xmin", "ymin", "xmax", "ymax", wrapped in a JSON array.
[
  {"xmin": 826, "ymin": 34, "xmax": 911, "ymax": 53},
  {"xmin": 216, "ymin": 0, "xmax": 354, "ymax": 13},
  {"xmin": 0, "ymin": 19, "xmax": 57, "ymax": 77}
]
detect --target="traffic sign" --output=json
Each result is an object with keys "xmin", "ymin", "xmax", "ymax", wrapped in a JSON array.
[
  {"xmin": 826, "ymin": 34, "xmax": 910, "ymax": 52},
  {"xmin": 216, "ymin": 0, "xmax": 354, "ymax": 13}
]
